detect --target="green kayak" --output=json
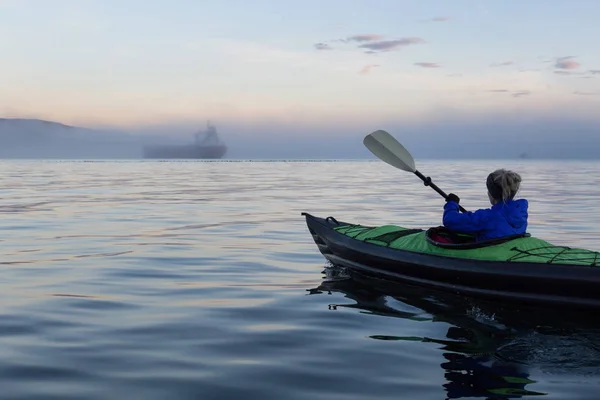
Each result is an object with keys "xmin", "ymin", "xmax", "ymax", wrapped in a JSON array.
[{"xmin": 303, "ymin": 212, "xmax": 600, "ymax": 309}]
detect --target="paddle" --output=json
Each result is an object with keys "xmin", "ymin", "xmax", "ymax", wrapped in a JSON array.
[{"xmin": 363, "ymin": 129, "xmax": 467, "ymax": 213}]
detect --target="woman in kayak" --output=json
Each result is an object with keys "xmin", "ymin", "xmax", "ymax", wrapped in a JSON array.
[{"xmin": 443, "ymin": 169, "xmax": 528, "ymax": 241}]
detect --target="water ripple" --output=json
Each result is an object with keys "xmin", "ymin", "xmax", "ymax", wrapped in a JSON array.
[{"xmin": 0, "ymin": 159, "xmax": 599, "ymax": 399}]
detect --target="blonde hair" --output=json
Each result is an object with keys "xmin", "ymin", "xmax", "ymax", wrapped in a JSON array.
[{"xmin": 488, "ymin": 168, "xmax": 521, "ymax": 202}]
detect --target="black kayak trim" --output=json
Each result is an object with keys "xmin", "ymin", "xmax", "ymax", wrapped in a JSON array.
[{"xmin": 302, "ymin": 212, "xmax": 600, "ymax": 310}]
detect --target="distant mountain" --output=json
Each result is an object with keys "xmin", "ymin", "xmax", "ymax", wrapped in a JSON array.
[{"xmin": 0, "ymin": 118, "xmax": 144, "ymax": 158}]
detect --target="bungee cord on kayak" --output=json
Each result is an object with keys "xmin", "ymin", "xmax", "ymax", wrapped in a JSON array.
[
  {"xmin": 507, "ymin": 246, "xmax": 599, "ymax": 266},
  {"xmin": 329, "ymin": 221, "xmax": 600, "ymax": 267}
]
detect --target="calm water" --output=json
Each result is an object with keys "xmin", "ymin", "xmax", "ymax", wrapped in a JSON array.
[{"xmin": 1, "ymin": 159, "xmax": 600, "ymax": 399}]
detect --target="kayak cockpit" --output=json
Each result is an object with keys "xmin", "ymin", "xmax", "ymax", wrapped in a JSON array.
[{"xmin": 425, "ymin": 226, "xmax": 530, "ymax": 250}]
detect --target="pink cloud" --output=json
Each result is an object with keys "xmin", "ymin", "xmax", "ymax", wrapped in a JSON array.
[
  {"xmin": 414, "ymin": 62, "xmax": 441, "ymax": 68},
  {"xmin": 555, "ymin": 56, "xmax": 580, "ymax": 70},
  {"xmin": 359, "ymin": 64, "xmax": 380, "ymax": 75}
]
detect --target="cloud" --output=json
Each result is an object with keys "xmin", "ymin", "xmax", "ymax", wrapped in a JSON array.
[
  {"xmin": 15, "ymin": 35, "xmax": 598, "ymax": 130},
  {"xmin": 414, "ymin": 62, "xmax": 441, "ymax": 68},
  {"xmin": 555, "ymin": 56, "xmax": 580, "ymax": 70},
  {"xmin": 447, "ymin": 74, "xmax": 462, "ymax": 77},
  {"xmin": 358, "ymin": 37, "xmax": 426, "ymax": 52},
  {"xmin": 313, "ymin": 34, "xmax": 404, "ymax": 53},
  {"xmin": 314, "ymin": 43, "xmax": 333, "ymax": 51},
  {"xmin": 344, "ymin": 34, "xmax": 384, "ymax": 42},
  {"xmin": 490, "ymin": 61, "xmax": 513, "ymax": 67},
  {"xmin": 487, "ymin": 89, "xmax": 530, "ymax": 97},
  {"xmin": 574, "ymin": 91, "xmax": 600, "ymax": 96},
  {"xmin": 512, "ymin": 91, "xmax": 531, "ymax": 97},
  {"xmin": 420, "ymin": 17, "xmax": 451, "ymax": 22},
  {"xmin": 359, "ymin": 64, "xmax": 380, "ymax": 75},
  {"xmin": 554, "ymin": 70, "xmax": 584, "ymax": 76},
  {"xmin": 589, "ymin": 70, "xmax": 600, "ymax": 74},
  {"xmin": 316, "ymin": 34, "xmax": 424, "ymax": 54}
]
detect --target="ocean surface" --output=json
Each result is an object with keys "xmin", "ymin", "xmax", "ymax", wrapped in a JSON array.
[{"xmin": 1, "ymin": 159, "xmax": 600, "ymax": 400}]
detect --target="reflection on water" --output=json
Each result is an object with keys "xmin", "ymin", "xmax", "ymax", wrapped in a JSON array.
[
  {"xmin": 309, "ymin": 266, "xmax": 600, "ymax": 399},
  {"xmin": 1, "ymin": 160, "xmax": 600, "ymax": 399}
]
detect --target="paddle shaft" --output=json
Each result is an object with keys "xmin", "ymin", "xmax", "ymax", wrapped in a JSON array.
[{"xmin": 413, "ymin": 169, "xmax": 467, "ymax": 213}]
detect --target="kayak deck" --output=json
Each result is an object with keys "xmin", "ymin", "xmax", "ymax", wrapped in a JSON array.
[
  {"xmin": 302, "ymin": 212, "xmax": 600, "ymax": 310},
  {"xmin": 331, "ymin": 219, "xmax": 599, "ymax": 266}
]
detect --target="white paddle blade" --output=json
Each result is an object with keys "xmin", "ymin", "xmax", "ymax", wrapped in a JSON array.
[{"xmin": 363, "ymin": 130, "xmax": 416, "ymax": 172}]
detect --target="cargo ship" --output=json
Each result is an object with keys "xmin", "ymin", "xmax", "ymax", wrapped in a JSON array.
[{"xmin": 143, "ymin": 121, "xmax": 227, "ymax": 159}]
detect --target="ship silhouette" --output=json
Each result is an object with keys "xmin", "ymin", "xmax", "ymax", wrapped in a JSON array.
[{"xmin": 143, "ymin": 121, "xmax": 227, "ymax": 159}]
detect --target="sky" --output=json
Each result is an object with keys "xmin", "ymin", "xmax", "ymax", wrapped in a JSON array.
[{"xmin": 1, "ymin": 0, "xmax": 600, "ymax": 158}]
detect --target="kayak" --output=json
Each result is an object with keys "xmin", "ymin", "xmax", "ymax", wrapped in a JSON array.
[{"xmin": 302, "ymin": 212, "xmax": 600, "ymax": 310}]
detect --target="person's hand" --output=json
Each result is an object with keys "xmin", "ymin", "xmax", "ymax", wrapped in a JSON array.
[{"xmin": 446, "ymin": 193, "xmax": 460, "ymax": 204}]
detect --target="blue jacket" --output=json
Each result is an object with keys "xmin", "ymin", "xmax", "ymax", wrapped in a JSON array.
[{"xmin": 442, "ymin": 199, "xmax": 528, "ymax": 241}]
